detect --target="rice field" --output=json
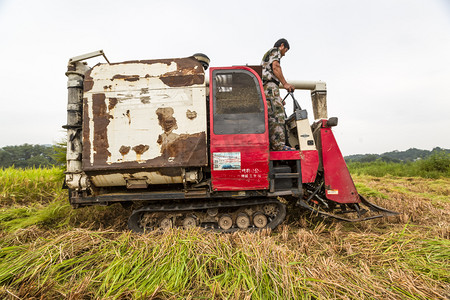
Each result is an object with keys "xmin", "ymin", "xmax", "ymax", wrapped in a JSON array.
[{"xmin": 0, "ymin": 167, "xmax": 449, "ymax": 299}]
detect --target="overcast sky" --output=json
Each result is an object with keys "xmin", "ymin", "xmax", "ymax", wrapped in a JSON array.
[{"xmin": 0, "ymin": 0, "xmax": 449, "ymax": 155}]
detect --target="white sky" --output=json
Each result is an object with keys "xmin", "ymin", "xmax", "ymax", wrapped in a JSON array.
[{"xmin": 0, "ymin": 0, "xmax": 449, "ymax": 155}]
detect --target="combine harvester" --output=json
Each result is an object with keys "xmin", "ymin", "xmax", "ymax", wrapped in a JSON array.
[{"xmin": 63, "ymin": 50, "xmax": 397, "ymax": 232}]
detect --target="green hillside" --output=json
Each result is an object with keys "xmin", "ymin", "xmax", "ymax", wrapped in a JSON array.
[{"xmin": 345, "ymin": 147, "xmax": 450, "ymax": 163}]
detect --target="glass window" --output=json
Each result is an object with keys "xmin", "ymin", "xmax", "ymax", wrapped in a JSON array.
[{"xmin": 213, "ymin": 70, "xmax": 265, "ymax": 134}]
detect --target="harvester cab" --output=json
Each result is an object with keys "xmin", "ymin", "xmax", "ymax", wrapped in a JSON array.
[{"xmin": 64, "ymin": 50, "xmax": 398, "ymax": 233}]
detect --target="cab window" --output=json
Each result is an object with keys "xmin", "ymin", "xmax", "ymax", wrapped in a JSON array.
[{"xmin": 213, "ymin": 69, "xmax": 265, "ymax": 134}]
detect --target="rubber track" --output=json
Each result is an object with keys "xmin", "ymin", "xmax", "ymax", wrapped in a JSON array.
[{"xmin": 128, "ymin": 198, "xmax": 286, "ymax": 233}]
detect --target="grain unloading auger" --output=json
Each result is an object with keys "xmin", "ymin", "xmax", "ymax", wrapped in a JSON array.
[{"xmin": 64, "ymin": 51, "xmax": 398, "ymax": 232}]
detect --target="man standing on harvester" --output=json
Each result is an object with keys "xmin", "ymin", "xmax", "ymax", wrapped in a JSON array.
[{"xmin": 261, "ymin": 38, "xmax": 296, "ymax": 151}]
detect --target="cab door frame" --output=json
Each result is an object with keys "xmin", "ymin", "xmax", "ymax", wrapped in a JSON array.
[{"xmin": 209, "ymin": 66, "xmax": 270, "ymax": 191}]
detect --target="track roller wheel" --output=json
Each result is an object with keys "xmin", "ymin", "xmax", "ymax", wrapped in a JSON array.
[
  {"xmin": 253, "ymin": 212, "xmax": 268, "ymax": 228},
  {"xmin": 183, "ymin": 216, "xmax": 197, "ymax": 229},
  {"xmin": 160, "ymin": 218, "xmax": 173, "ymax": 230},
  {"xmin": 236, "ymin": 213, "xmax": 250, "ymax": 229},
  {"xmin": 218, "ymin": 214, "xmax": 233, "ymax": 230}
]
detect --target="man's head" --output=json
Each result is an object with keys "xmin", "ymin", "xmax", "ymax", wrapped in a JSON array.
[{"xmin": 274, "ymin": 38, "xmax": 290, "ymax": 57}]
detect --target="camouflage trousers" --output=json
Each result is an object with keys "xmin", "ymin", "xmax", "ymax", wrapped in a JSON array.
[{"xmin": 264, "ymin": 82, "xmax": 286, "ymax": 151}]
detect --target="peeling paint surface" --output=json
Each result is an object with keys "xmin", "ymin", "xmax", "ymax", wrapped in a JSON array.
[
  {"xmin": 186, "ymin": 109, "xmax": 197, "ymax": 120},
  {"xmin": 82, "ymin": 57, "xmax": 207, "ymax": 179}
]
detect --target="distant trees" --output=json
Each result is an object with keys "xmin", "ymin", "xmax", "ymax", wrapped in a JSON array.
[
  {"xmin": 358, "ymin": 154, "xmax": 379, "ymax": 163},
  {"xmin": 0, "ymin": 144, "xmax": 64, "ymax": 168},
  {"xmin": 345, "ymin": 147, "xmax": 450, "ymax": 163},
  {"xmin": 347, "ymin": 150, "xmax": 450, "ymax": 178},
  {"xmin": 418, "ymin": 151, "xmax": 450, "ymax": 173}
]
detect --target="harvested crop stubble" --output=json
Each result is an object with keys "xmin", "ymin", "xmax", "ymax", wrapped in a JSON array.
[
  {"xmin": 0, "ymin": 169, "xmax": 449, "ymax": 299},
  {"xmin": 0, "ymin": 222, "xmax": 449, "ymax": 299},
  {"xmin": 353, "ymin": 175, "xmax": 450, "ymax": 230}
]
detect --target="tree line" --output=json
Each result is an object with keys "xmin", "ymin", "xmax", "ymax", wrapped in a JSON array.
[
  {"xmin": 0, "ymin": 144, "xmax": 64, "ymax": 168},
  {"xmin": 344, "ymin": 147, "xmax": 450, "ymax": 163}
]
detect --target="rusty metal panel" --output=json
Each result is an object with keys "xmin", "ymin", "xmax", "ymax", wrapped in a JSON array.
[{"xmin": 82, "ymin": 57, "xmax": 207, "ymax": 173}]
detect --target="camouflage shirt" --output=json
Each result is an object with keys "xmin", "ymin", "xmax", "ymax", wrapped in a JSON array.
[{"xmin": 261, "ymin": 47, "xmax": 281, "ymax": 85}]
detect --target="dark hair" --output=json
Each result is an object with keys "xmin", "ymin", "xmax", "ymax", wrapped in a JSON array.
[{"xmin": 274, "ymin": 38, "xmax": 290, "ymax": 49}]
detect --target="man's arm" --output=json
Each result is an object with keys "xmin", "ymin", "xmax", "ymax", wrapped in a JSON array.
[{"xmin": 272, "ymin": 60, "xmax": 295, "ymax": 92}]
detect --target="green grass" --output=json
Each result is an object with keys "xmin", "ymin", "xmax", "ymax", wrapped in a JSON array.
[
  {"xmin": 347, "ymin": 152, "xmax": 450, "ymax": 178},
  {"xmin": 0, "ymin": 229, "xmax": 319, "ymax": 299},
  {"xmin": 0, "ymin": 200, "xmax": 70, "ymax": 232},
  {"xmin": 0, "ymin": 167, "xmax": 68, "ymax": 231},
  {"xmin": 0, "ymin": 227, "xmax": 447, "ymax": 299},
  {"xmin": 0, "ymin": 167, "xmax": 64, "ymax": 206},
  {"xmin": 0, "ymin": 167, "xmax": 448, "ymax": 299},
  {"xmin": 354, "ymin": 182, "xmax": 388, "ymax": 199}
]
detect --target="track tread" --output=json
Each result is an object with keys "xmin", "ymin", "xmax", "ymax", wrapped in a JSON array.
[{"xmin": 128, "ymin": 198, "xmax": 286, "ymax": 233}]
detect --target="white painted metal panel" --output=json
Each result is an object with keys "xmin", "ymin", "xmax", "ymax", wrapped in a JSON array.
[{"xmin": 82, "ymin": 57, "xmax": 208, "ymax": 176}]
